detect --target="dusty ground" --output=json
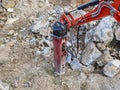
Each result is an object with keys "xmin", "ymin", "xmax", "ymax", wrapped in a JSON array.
[{"xmin": 1, "ymin": 0, "xmax": 120, "ymax": 90}]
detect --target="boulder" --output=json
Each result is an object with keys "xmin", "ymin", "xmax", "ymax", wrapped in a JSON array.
[
  {"xmin": 82, "ymin": 42, "xmax": 102, "ymax": 66},
  {"xmin": 103, "ymin": 60, "xmax": 120, "ymax": 78},
  {"xmin": 85, "ymin": 16, "xmax": 115, "ymax": 45}
]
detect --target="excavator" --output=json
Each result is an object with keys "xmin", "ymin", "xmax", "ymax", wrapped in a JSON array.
[{"xmin": 52, "ymin": 0, "xmax": 120, "ymax": 75}]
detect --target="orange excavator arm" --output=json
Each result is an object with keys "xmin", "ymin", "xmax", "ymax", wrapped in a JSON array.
[{"xmin": 60, "ymin": 0, "xmax": 120, "ymax": 28}]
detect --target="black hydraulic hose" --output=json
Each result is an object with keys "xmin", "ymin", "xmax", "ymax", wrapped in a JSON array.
[
  {"xmin": 77, "ymin": 0, "xmax": 99, "ymax": 10},
  {"xmin": 65, "ymin": 0, "xmax": 99, "ymax": 14}
]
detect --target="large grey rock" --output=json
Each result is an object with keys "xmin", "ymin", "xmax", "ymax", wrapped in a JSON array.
[
  {"xmin": 0, "ymin": 80, "xmax": 9, "ymax": 90},
  {"xmin": 82, "ymin": 43, "xmax": 102, "ymax": 66},
  {"xmin": 115, "ymin": 27, "xmax": 120, "ymax": 41},
  {"xmin": 103, "ymin": 60, "xmax": 120, "ymax": 78},
  {"xmin": 85, "ymin": 16, "xmax": 115, "ymax": 45}
]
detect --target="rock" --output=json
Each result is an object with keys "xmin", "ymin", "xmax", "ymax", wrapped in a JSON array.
[
  {"xmin": 48, "ymin": 9, "xmax": 56, "ymax": 15},
  {"xmin": 97, "ymin": 49, "xmax": 113, "ymax": 67},
  {"xmin": 0, "ymin": 2, "xmax": 4, "ymax": 13},
  {"xmin": 110, "ymin": 49, "xmax": 118, "ymax": 57},
  {"xmin": 2, "ymin": 0, "xmax": 16, "ymax": 9},
  {"xmin": 85, "ymin": 29, "xmax": 94, "ymax": 46},
  {"xmin": 85, "ymin": 16, "xmax": 115, "ymax": 45},
  {"xmin": 29, "ymin": 20, "xmax": 50, "ymax": 36},
  {"xmin": 66, "ymin": 53, "xmax": 72, "ymax": 64},
  {"xmin": 55, "ymin": 6, "xmax": 64, "ymax": 15},
  {"xmin": 35, "ymin": 50, "xmax": 42, "ymax": 56},
  {"xmin": 11, "ymin": 80, "xmax": 18, "ymax": 88},
  {"xmin": 0, "ymin": 6, "xmax": 4, "ymax": 13},
  {"xmin": 42, "ymin": 47, "xmax": 51, "ymax": 56},
  {"xmin": 66, "ymin": 41, "xmax": 72, "ymax": 47},
  {"xmin": 24, "ymin": 81, "xmax": 32, "ymax": 87},
  {"xmin": 103, "ymin": 59, "xmax": 120, "ymax": 78},
  {"xmin": 29, "ymin": 38, "xmax": 37, "ymax": 48},
  {"xmin": 82, "ymin": 43, "xmax": 102, "ymax": 66},
  {"xmin": 7, "ymin": 30, "xmax": 14, "ymax": 36},
  {"xmin": 0, "ymin": 80, "xmax": 9, "ymax": 90},
  {"xmin": 7, "ymin": 8, "xmax": 14, "ymax": 12},
  {"xmin": 96, "ymin": 43, "xmax": 106, "ymax": 51},
  {"xmin": 70, "ymin": 58, "xmax": 81, "ymax": 70},
  {"xmin": 115, "ymin": 27, "xmax": 120, "ymax": 41}
]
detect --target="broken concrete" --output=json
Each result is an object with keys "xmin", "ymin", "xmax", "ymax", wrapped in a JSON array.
[
  {"xmin": 97, "ymin": 49, "xmax": 113, "ymax": 67},
  {"xmin": 85, "ymin": 16, "xmax": 115, "ymax": 45},
  {"xmin": 82, "ymin": 42, "xmax": 102, "ymax": 66},
  {"xmin": 103, "ymin": 60, "xmax": 120, "ymax": 78},
  {"xmin": 70, "ymin": 58, "xmax": 81, "ymax": 70}
]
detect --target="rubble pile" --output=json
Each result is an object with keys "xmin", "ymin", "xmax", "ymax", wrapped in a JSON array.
[
  {"xmin": 66, "ymin": 16, "xmax": 120, "ymax": 78},
  {"xmin": 28, "ymin": 5, "xmax": 120, "ymax": 78},
  {"xmin": 1, "ymin": 0, "xmax": 120, "ymax": 90}
]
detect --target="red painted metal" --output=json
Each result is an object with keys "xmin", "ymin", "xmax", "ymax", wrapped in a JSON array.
[{"xmin": 53, "ymin": 37, "xmax": 67, "ymax": 75}]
